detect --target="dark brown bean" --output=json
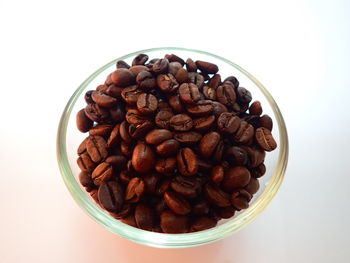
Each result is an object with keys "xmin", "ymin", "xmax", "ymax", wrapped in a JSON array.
[
  {"xmin": 231, "ymin": 189, "xmax": 252, "ymax": 210},
  {"xmin": 91, "ymin": 91, "xmax": 117, "ymax": 108},
  {"xmin": 171, "ymin": 176, "xmax": 201, "ymax": 198},
  {"xmin": 208, "ymin": 74, "xmax": 221, "ymax": 89},
  {"xmin": 174, "ymin": 131, "xmax": 202, "ymax": 145},
  {"xmin": 165, "ymin": 54, "xmax": 185, "ymax": 65},
  {"xmin": 91, "ymin": 162, "xmax": 113, "ymax": 186},
  {"xmin": 225, "ymin": 146, "xmax": 248, "ymax": 166},
  {"xmin": 132, "ymin": 142, "xmax": 155, "ymax": 173},
  {"xmin": 145, "ymin": 129, "xmax": 173, "ymax": 145},
  {"xmin": 132, "ymin": 54, "xmax": 148, "ymax": 66},
  {"xmin": 216, "ymin": 82, "xmax": 236, "ymax": 106},
  {"xmin": 156, "ymin": 139, "xmax": 180, "ymax": 157},
  {"xmin": 155, "ymin": 110, "xmax": 174, "ymax": 129},
  {"xmin": 106, "ymin": 124, "xmax": 121, "ymax": 148},
  {"xmin": 152, "ymin": 58, "xmax": 169, "ymax": 74},
  {"xmin": 77, "ymin": 152, "xmax": 96, "ymax": 173},
  {"xmin": 86, "ymin": 135, "xmax": 108, "ymax": 163},
  {"xmin": 210, "ymin": 165, "xmax": 224, "ymax": 185},
  {"xmin": 111, "ymin": 69, "xmax": 135, "ymax": 87},
  {"xmin": 179, "ymin": 83, "xmax": 201, "ymax": 104},
  {"xmin": 190, "ymin": 216, "xmax": 217, "ymax": 232},
  {"xmin": 121, "ymin": 85, "xmax": 143, "ymax": 105},
  {"xmin": 250, "ymin": 163, "xmax": 266, "ymax": 178},
  {"xmin": 156, "ymin": 74, "xmax": 179, "ymax": 93},
  {"xmin": 129, "ymin": 65, "xmax": 149, "ymax": 76},
  {"xmin": 192, "ymin": 199, "xmax": 210, "ymax": 215},
  {"xmin": 134, "ymin": 204, "xmax": 154, "ymax": 231},
  {"xmin": 249, "ymin": 101, "xmax": 262, "ymax": 115},
  {"xmin": 105, "ymin": 155, "xmax": 127, "ymax": 170},
  {"xmin": 177, "ymin": 148, "xmax": 198, "ymax": 176},
  {"xmin": 79, "ymin": 171, "xmax": 94, "ymax": 191},
  {"xmin": 76, "ymin": 109, "xmax": 93, "ymax": 133},
  {"xmin": 160, "ymin": 210, "xmax": 189, "ymax": 233},
  {"xmin": 212, "ymin": 101, "xmax": 228, "ymax": 118},
  {"xmin": 185, "ymin": 58, "xmax": 197, "ymax": 72},
  {"xmin": 155, "ymin": 157, "xmax": 177, "ymax": 174},
  {"xmin": 98, "ymin": 181, "xmax": 124, "ymax": 212},
  {"xmin": 128, "ymin": 121, "xmax": 153, "ymax": 139},
  {"xmin": 175, "ymin": 68, "xmax": 189, "ymax": 83},
  {"xmin": 217, "ymin": 112, "xmax": 240, "ymax": 134},
  {"xmin": 170, "ymin": 114, "xmax": 193, "ymax": 131},
  {"xmin": 215, "ymin": 206, "xmax": 236, "ymax": 219},
  {"xmin": 110, "ymin": 203, "xmax": 132, "ymax": 219},
  {"xmin": 193, "ymin": 115, "xmax": 215, "ymax": 131},
  {"xmin": 259, "ymin": 115, "xmax": 273, "ymax": 131},
  {"xmin": 168, "ymin": 94, "xmax": 184, "ymax": 113},
  {"xmin": 236, "ymin": 87, "xmax": 252, "ymax": 104},
  {"xmin": 84, "ymin": 90, "xmax": 94, "ymax": 104},
  {"xmin": 109, "ymin": 104, "xmax": 125, "ymax": 123},
  {"xmin": 116, "ymin": 60, "xmax": 130, "ymax": 69},
  {"xmin": 241, "ymin": 146, "xmax": 266, "ymax": 168},
  {"xmin": 119, "ymin": 121, "xmax": 132, "ymax": 143},
  {"xmin": 234, "ymin": 121, "xmax": 254, "ymax": 144},
  {"xmin": 164, "ymin": 191, "xmax": 191, "ymax": 215},
  {"xmin": 195, "ymin": 60, "xmax": 219, "ymax": 74},
  {"xmin": 168, "ymin": 62, "xmax": 182, "ymax": 75},
  {"xmin": 90, "ymin": 124, "xmax": 113, "ymax": 137},
  {"xmin": 203, "ymin": 85, "xmax": 217, "ymax": 100},
  {"xmin": 120, "ymin": 215, "xmax": 137, "ymax": 227},
  {"xmin": 255, "ymin": 127, "xmax": 277, "ymax": 151},
  {"xmin": 204, "ymin": 183, "xmax": 231, "ymax": 207},
  {"xmin": 155, "ymin": 178, "xmax": 171, "ymax": 196},
  {"xmin": 224, "ymin": 76, "xmax": 239, "ymax": 89},
  {"xmin": 84, "ymin": 103, "xmax": 109, "ymax": 123},
  {"xmin": 143, "ymin": 173, "xmax": 160, "ymax": 194},
  {"xmin": 136, "ymin": 71, "xmax": 156, "ymax": 90},
  {"xmin": 125, "ymin": 109, "xmax": 149, "ymax": 124},
  {"xmin": 245, "ymin": 177, "xmax": 260, "ymax": 195},
  {"xmin": 188, "ymin": 72, "xmax": 205, "ymax": 88},
  {"xmin": 125, "ymin": 177, "xmax": 145, "ymax": 203},
  {"xmin": 222, "ymin": 166, "xmax": 251, "ymax": 192},
  {"xmin": 186, "ymin": 100, "xmax": 213, "ymax": 116},
  {"xmin": 90, "ymin": 189, "xmax": 99, "ymax": 204},
  {"xmin": 199, "ymin": 132, "xmax": 221, "ymax": 158},
  {"xmin": 105, "ymin": 84, "xmax": 123, "ymax": 98}
]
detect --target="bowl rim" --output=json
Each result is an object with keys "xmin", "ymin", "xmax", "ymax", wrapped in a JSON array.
[{"xmin": 57, "ymin": 47, "xmax": 289, "ymax": 248}]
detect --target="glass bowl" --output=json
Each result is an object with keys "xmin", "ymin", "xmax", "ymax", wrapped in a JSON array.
[{"xmin": 57, "ymin": 47, "xmax": 288, "ymax": 248}]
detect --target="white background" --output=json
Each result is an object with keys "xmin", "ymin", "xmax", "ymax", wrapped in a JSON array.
[{"xmin": 1, "ymin": 0, "xmax": 350, "ymax": 262}]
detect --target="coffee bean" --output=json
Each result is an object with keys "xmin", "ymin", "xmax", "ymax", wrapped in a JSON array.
[
  {"xmin": 107, "ymin": 124, "xmax": 121, "ymax": 147},
  {"xmin": 197, "ymin": 158, "xmax": 213, "ymax": 172},
  {"xmin": 224, "ymin": 76, "xmax": 239, "ymax": 89},
  {"xmin": 96, "ymin": 84, "xmax": 108, "ymax": 92},
  {"xmin": 89, "ymin": 124, "xmax": 113, "ymax": 137},
  {"xmin": 160, "ymin": 210, "xmax": 189, "ymax": 233},
  {"xmin": 152, "ymin": 58, "xmax": 169, "ymax": 74},
  {"xmin": 208, "ymin": 74, "xmax": 221, "ymax": 89},
  {"xmin": 76, "ymin": 109, "xmax": 93, "ymax": 133},
  {"xmin": 193, "ymin": 115, "xmax": 215, "ymax": 131},
  {"xmin": 188, "ymin": 72, "xmax": 205, "ymax": 88},
  {"xmin": 174, "ymin": 131, "xmax": 202, "ymax": 145},
  {"xmin": 168, "ymin": 62, "xmax": 183, "ymax": 75},
  {"xmin": 222, "ymin": 166, "xmax": 251, "ymax": 192},
  {"xmin": 90, "ymin": 189, "xmax": 99, "ymax": 204},
  {"xmin": 125, "ymin": 177, "xmax": 145, "ymax": 203},
  {"xmin": 129, "ymin": 65, "xmax": 150, "ymax": 76},
  {"xmin": 217, "ymin": 82, "xmax": 236, "ymax": 106},
  {"xmin": 255, "ymin": 127, "xmax": 277, "ymax": 151},
  {"xmin": 185, "ymin": 58, "xmax": 197, "ymax": 72},
  {"xmin": 204, "ymin": 183, "xmax": 231, "ymax": 207},
  {"xmin": 105, "ymin": 84, "xmax": 123, "ymax": 98},
  {"xmin": 250, "ymin": 163, "xmax": 266, "ymax": 178},
  {"xmin": 111, "ymin": 69, "xmax": 135, "ymax": 87},
  {"xmin": 132, "ymin": 142, "xmax": 155, "ymax": 173},
  {"xmin": 155, "ymin": 178, "xmax": 171, "ymax": 196},
  {"xmin": 98, "ymin": 181, "xmax": 124, "ymax": 212},
  {"xmin": 154, "ymin": 199, "xmax": 167, "ymax": 215},
  {"xmin": 231, "ymin": 189, "xmax": 252, "ymax": 211},
  {"xmin": 116, "ymin": 60, "xmax": 130, "ymax": 69},
  {"xmin": 210, "ymin": 165, "xmax": 224, "ymax": 185},
  {"xmin": 171, "ymin": 176, "xmax": 201, "ymax": 198},
  {"xmin": 212, "ymin": 101, "xmax": 228, "ymax": 118},
  {"xmin": 155, "ymin": 139, "xmax": 180, "ymax": 157},
  {"xmin": 120, "ymin": 215, "xmax": 137, "ymax": 227},
  {"xmin": 119, "ymin": 170, "xmax": 133, "ymax": 185},
  {"xmin": 119, "ymin": 121, "xmax": 132, "ymax": 143},
  {"xmin": 179, "ymin": 83, "xmax": 200, "ymax": 104},
  {"xmin": 120, "ymin": 141, "xmax": 133, "ymax": 158},
  {"xmin": 156, "ymin": 74, "xmax": 179, "ymax": 93},
  {"xmin": 125, "ymin": 109, "xmax": 149, "ymax": 124},
  {"xmin": 91, "ymin": 162, "xmax": 113, "ymax": 186},
  {"xmin": 132, "ymin": 54, "xmax": 149, "ymax": 66},
  {"xmin": 170, "ymin": 114, "xmax": 193, "ymax": 131},
  {"xmin": 164, "ymin": 191, "xmax": 191, "ymax": 215},
  {"xmin": 234, "ymin": 121, "xmax": 254, "ymax": 144},
  {"xmin": 105, "ymin": 155, "xmax": 127, "ymax": 170},
  {"xmin": 192, "ymin": 199, "xmax": 210, "ymax": 215},
  {"xmin": 91, "ymin": 91, "xmax": 117, "ymax": 108},
  {"xmin": 155, "ymin": 110, "xmax": 174, "ymax": 129},
  {"xmin": 249, "ymin": 101, "xmax": 262, "ymax": 116},
  {"xmin": 215, "ymin": 206, "xmax": 235, "ymax": 219},
  {"xmin": 155, "ymin": 157, "xmax": 177, "ymax": 174},
  {"xmin": 136, "ymin": 71, "xmax": 156, "ymax": 90},
  {"xmin": 145, "ymin": 129, "xmax": 173, "ymax": 145},
  {"xmin": 237, "ymin": 87, "xmax": 252, "ymax": 104},
  {"xmin": 121, "ymin": 85, "xmax": 143, "ymax": 105},
  {"xmin": 217, "ymin": 112, "xmax": 240, "ymax": 134},
  {"xmin": 203, "ymin": 85, "xmax": 217, "ymax": 100},
  {"xmin": 77, "ymin": 152, "xmax": 96, "ymax": 173},
  {"xmin": 86, "ymin": 135, "xmax": 108, "ymax": 163},
  {"xmin": 110, "ymin": 203, "xmax": 132, "ymax": 219},
  {"xmin": 190, "ymin": 216, "xmax": 217, "ymax": 232},
  {"xmin": 84, "ymin": 103, "xmax": 109, "ymax": 123},
  {"xmin": 177, "ymin": 148, "xmax": 198, "ymax": 176},
  {"xmin": 134, "ymin": 204, "xmax": 154, "ymax": 231},
  {"xmin": 199, "ymin": 131, "xmax": 221, "ymax": 158},
  {"xmin": 157, "ymin": 101, "xmax": 172, "ymax": 112},
  {"xmin": 79, "ymin": 171, "xmax": 95, "ymax": 191},
  {"xmin": 168, "ymin": 94, "xmax": 184, "ymax": 113},
  {"xmin": 109, "ymin": 104, "xmax": 125, "ymax": 123},
  {"xmin": 175, "ymin": 68, "xmax": 189, "ymax": 84},
  {"xmin": 241, "ymin": 146, "xmax": 265, "ymax": 168},
  {"xmin": 84, "ymin": 90, "xmax": 94, "ymax": 104},
  {"xmin": 225, "ymin": 146, "xmax": 248, "ymax": 166},
  {"xmin": 186, "ymin": 100, "xmax": 213, "ymax": 116},
  {"xmin": 128, "ymin": 121, "xmax": 153, "ymax": 140},
  {"xmin": 165, "ymin": 54, "xmax": 185, "ymax": 65},
  {"xmin": 136, "ymin": 93, "xmax": 158, "ymax": 114},
  {"xmin": 143, "ymin": 173, "xmax": 160, "ymax": 194},
  {"xmin": 195, "ymin": 60, "xmax": 219, "ymax": 74},
  {"xmin": 105, "ymin": 73, "xmax": 113, "ymax": 86},
  {"xmin": 259, "ymin": 114, "xmax": 273, "ymax": 131},
  {"xmin": 245, "ymin": 177, "xmax": 260, "ymax": 195}
]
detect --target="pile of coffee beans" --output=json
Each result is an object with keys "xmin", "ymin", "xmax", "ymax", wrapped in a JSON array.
[{"xmin": 76, "ymin": 53, "xmax": 277, "ymax": 233}]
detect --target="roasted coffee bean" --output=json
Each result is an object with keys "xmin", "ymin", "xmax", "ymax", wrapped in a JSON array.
[
  {"xmin": 109, "ymin": 105, "xmax": 125, "ymax": 123},
  {"xmin": 188, "ymin": 72, "xmax": 205, "ymax": 88},
  {"xmin": 119, "ymin": 121, "xmax": 132, "ymax": 143},
  {"xmin": 168, "ymin": 62, "xmax": 182, "ymax": 75},
  {"xmin": 259, "ymin": 114, "xmax": 273, "ymax": 131},
  {"xmin": 134, "ymin": 204, "xmax": 154, "ymax": 231},
  {"xmin": 155, "ymin": 157, "xmax": 177, "ymax": 174},
  {"xmin": 120, "ymin": 215, "xmax": 137, "ymax": 227},
  {"xmin": 132, "ymin": 142, "xmax": 155, "ymax": 173},
  {"xmin": 98, "ymin": 181, "xmax": 124, "ymax": 212},
  {"xmin": 79, "ymin": 171, "xmax": 95, "ymax": 191},
  {"xmin": 197, "ymin": 158, "xmax": 213, "ymax": 172},
  {"xmin": 91, "ymin": 162, "xmax": 113, "ymax": 186},
  {"xmin": 255, "ymin": 127, "xmax": 277, "ymax": 151},
  {"xmin": 213, "ymin": 140, "xmax": 224, "ymax": 163},
  {"xmin": 217, "ymin": 112, "xmax": 240, "ymax": 134},
  {"xmin": 215, "ymin": 206, "xmax": 235, "ymax": 219},
  {"xmin": 175, "ymin": 68, "xmax": 189, "ymax": 83},
  {"xmin": 225, "ymin": 146, "xmax": 248, "ymax": 166},
  {"xmin": 249, "ymin": 101, "xmax": 262, "ymax": 116},
  {"xmin": 168, "ymin": 94, "xmax": 184, "ymax": 113},
  {"xmin": 129, "ymin": 65, "xmax": 150, "ymax": 76},
  {"xmin": 185, "ymin": 58, "xmax": 197, "ymax": 72},
  {"xmin": 195, "ymin": 60, "xmax": 219, "ymax": 74},
  {"xmin": 155, "ymin": 178, "xmax": 171, "ymax": 196},
  {"xmin": 121, "ymin": 85, "xmax": 143, "ymax": 105},
  {"xmin": 250, "ymin": 163, "xmax": 266, "ymax": 178},
  {"xmin": 125, "ymin": 109, "xmax": 149, "ymax": 124},
  {"xmin": 84, "ymin": 90, "xmax": 94, "ymax": 104},
  {"xmin": 177, "ymin": 148, "xmax": 198, "ymax": 176},
  {"xmin": 165, "ymin": 54, "xmax": 185, "ymax": 65},
  {"xmin": 152, "ymin": 58, "xmax": 169, "ymax": 74},
  {"xmin": 245, "ymin": 177, "xmax": 260, "ymax": 195},
  {"xmin": 186, "ymin": 100, "xmax": 213, "ymax": 116},
  {"xmin": 212, "ymin": 101, "xmax": 228, "ymax": 118},
  {"xmin": 76, "ymin": 109, "xmax": 93, "ymax": 133},
  {"xmin": 156, "ymin": 74, "xmax": 179, "ymax": 93},
  {"xmin": 155, "ymin": 110, "xmax": 173, "ymax": 129},
  {"xmin": 125, "ymin": 177, "xmax": 145, "ymax": 203},
  {"xmin": 155, "ymin": 199, "xmax": 167, "ymax": 215},
  {"xmin": 160, "ymin": 210, "xmax": 189, "ymax": 233},
  {"xmin": 136, "ymin": 71, "xmax": 156, "ymax": 90},
  {"xmin": 84, "ymin": 103, "xmax": 109, "ymax": 123},
  {"xmin": 203, "ymin": 85, "xmax": 217, "ymax": 100},
  {"xmin": 111, "ymin": 69, "xmax": 135, "ymax": 87},
  {"xmin": 222, "ymin": 166, "xmax": 251, "ymax": 192},
  {"xmin": 192, "ymin": 199, "xmax": 210, "ymax": 215},
  {"xmin": 86, "ymin": 135, "xmax": 108, "ymax": 163},
  {"xmin": 231, "ymin": 189, "xmax": 252, "ymax": 210},
  {"xmin": 145, "ymin": 129, "xmax": 173, "ymax": 145},
  {"xmin": 204, "ymin": 183, "xmax": 231, "ymax": 207},
  {"xmin": 132, "ymin": 53, "xmax": 148, "ymax": 66},
  {"xmin": 241, "ymin": 146, "xmax": 265, "ymax": 168},
  {"xmin": 110, "ymin": 203, "xmax": 132, "ymax": 219},
  {"xmin": 234, "ymin": 121, "xmax": 254, "ymax": 144},
  {"xmin": 91, "ymin": 91, "xmax": 117, "ymax": 108},
  {"xmin": 237, "ymin": 87, "xmax": 252, "ymax": 104},
  {"xmin": 190, "ymin": 216, "xmax": 217, "ymax": 232},
  {"xmin": 224, "ymin": 76, "xmax": 239, "ymax": 89},
  {"xmin": 107, "ymin": 124, "xmax": 121, "ymax": 147},
  {"xmin": 171, "ymin": 176, "xmax": 201, "ymax": 198},
  {"xmin": 89, "ymin": 124, "xmax": 113, "ymax": 137},
  {"xmin": 136, "ymin": 93, "xmax": 158, "ymax": 114},
  {"xmin": 120, "ymin": 141, "xmax": 134, "ymax": 158},
  {"xmin": 157, "ymin": 101, "xmax": 172, "ymax": 111},
  {"xmin": 199, "ymin": 132, "xmax": 221, "ymax": 158},
  {"xmin": 77, "ymin": 153, "xmax": 96, "ymax": 173},
  {"xmin": 174, "ymin": 131, "xmax": 202, "ymax": 145},
  {"xmin": 155, "ymin": 139, "xmax": 180, "ymax": 157},
  {"xmin": 210, "ymin": 165, "xmax": 224, "ymax": 185},
  {"xmin": 179, "ymin": 83, "xmax": 201, "ymax": 104},
  {"xmin": 128, "ymin": 121, "xmax": 153, "ymax": 139},
  {"xmin": 143, "ymin": 173, "xmax": 160, "ymax": 194},
  {"xmin": 193, "ymin": 115, "xmax": 215, "ymax": 131},
  {"xmin": 105, "ymin": 84, "xmax": 123, "ymax": 98},
  {"xmin": 105, "ymin": 73, "xmax": 113, "ymax": 86},
  {"xmin": 96, "ymin": 84, "xmax": 107, "ymax": 92},
  {"xmin": 208, "ymin": 74, "xmax": 221, "ymax": 89},
  {"xmin": 170, "ymin": 114, "xmax": 193, "ymax": 131},
  {"xmin": 116, "ymin": 60, "xmax": 130, "ymax": 69},
  {"xmin": 216, "ymin": 82, "xmax": 236, "ymax": 106},
  {"xmin": 105, "ymin": 155, "xmax": 127, "ymax": 170},
  {"xmin": 90, "ymin": 189, "xmax": 99, "ymax": 204},
  {"xmin": 119, "ymin": 170, "xmax": 133, "ymax": 185},
  {"xmin": 164, "ymin": 191, "xmax": 191, "ymax": 215}
]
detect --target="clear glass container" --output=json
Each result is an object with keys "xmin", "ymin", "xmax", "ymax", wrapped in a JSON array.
[{"xmin": 57, "ymin": 47, "xmax": 288, "ymax": 248}]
